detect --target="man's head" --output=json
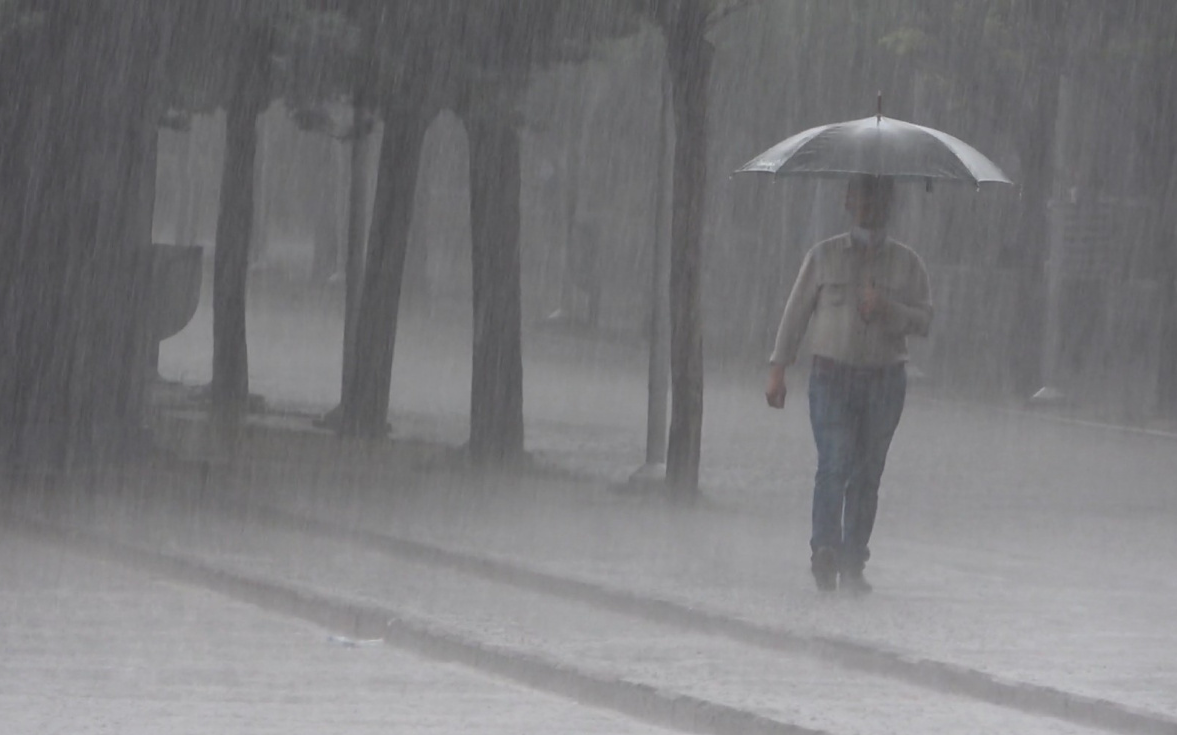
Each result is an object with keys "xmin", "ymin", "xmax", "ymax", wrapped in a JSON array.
[{"xmin": 845, "ymin": 174, "xmax": 895, "ymax": 230}]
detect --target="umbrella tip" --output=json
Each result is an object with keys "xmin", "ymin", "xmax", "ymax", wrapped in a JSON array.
[{"xmin": 877, "ymin": 91, "xmax": 882, "ymax": 121}]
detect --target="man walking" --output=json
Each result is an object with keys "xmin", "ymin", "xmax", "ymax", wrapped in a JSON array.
[{"xmin": 765, "ymin": 174, "xmax": 932, "ymax": 593}]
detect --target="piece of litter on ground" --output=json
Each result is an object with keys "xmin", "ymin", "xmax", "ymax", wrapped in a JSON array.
[{"xmin": 327, "ymin": 635, "xmax": 384, "ymax": 648}]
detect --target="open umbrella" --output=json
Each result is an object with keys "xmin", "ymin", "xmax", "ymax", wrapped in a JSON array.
[{"xmin": 735, "ymin": 98, "xmax": 1012, "ymax": 187}]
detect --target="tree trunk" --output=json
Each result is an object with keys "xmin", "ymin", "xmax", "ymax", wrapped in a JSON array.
[
  {"xmin": 463, "ymin": 111, "xmax": 525, "ymax": 465},
  {"xmin": 645, "ymin": 59, "xmax": 673, "ymax": 468},
  {"xmin": 0, "ymin": 4, "xmax": 162, "ymax": 469},
  {"xmin": 211, "ymin": 31, "xmax": 269, "ymax": 427},
  {"xmin": 1143, "ymin": 113, "xmax": 1177, "ymax": 416},
  {"xmin": 0, "ymin": 34, "xmax": 53, "ymax": 464},
  {"xmin": 1150, "ymin": 156, "xmax": 1177, "ymax": 413},
  {"xmin": 341, "ymin": 107, "xmax": 429, "ymax": 437},
  {"xmin": 336, "ymin": 8, "xmax": 381, "ymax": 417},
  {"xmin": 664, "ymin": 5, "xmax": 713, "ymax": 495},
  {"xmin": 1132, "ymin": 2, "xmax": 1177, "ymax": 416},
  {"xmin": 131, "ymin": 124, "xmax": 162, "ymax": 384},
  {"xmin": 1159, "ymin": 273, "xmax": 1177, "ymax": 416},
  {"xmin": 339, "ymin": 111, "xmax": 377, "ymax": 416}
]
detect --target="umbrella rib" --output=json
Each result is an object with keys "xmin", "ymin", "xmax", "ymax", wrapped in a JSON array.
[
  {"xmin": 735, "ymin": 124, "xmax": 828, "ymax": 173},
  {"xmin": 908, "ymin": 122, "xmax": 1011, "ymax": 183},
  {"xmin": 894, "ymin": 124, "xmax": 977, "ymax": 182}
]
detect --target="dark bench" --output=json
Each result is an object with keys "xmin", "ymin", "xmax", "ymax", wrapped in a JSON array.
[{"xmin": 145, "ymin": 243, "xmax": 203, "ymax": 373}]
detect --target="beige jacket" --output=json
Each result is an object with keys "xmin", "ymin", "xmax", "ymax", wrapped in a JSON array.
[{"xmin": 769, "ymin": 233, "xmax": 932, "ymax": 367}]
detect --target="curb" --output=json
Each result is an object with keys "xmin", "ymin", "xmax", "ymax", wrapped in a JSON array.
[{"xmin": 911, "ymin": 394, "xmax": 1177, "ymax": 441}]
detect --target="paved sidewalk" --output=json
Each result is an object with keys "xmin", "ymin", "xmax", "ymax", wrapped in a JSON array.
[
  {"xmin": 233, "ymin": 456, "xmax": 1177, "ymax": 724},
  {"xmin": 0, "ymin": 529, "xmax": 677, "ymax": 735},
  {"xmin": 13, "ymin": 488, "xmax": 1133, "ymax": 735},
  {"xmin": 13, "ymin": 438, "xmax": 1176, "ymax": 734}
]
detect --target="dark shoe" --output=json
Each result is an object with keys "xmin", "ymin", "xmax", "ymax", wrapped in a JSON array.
[
  {"xmin": 811, "ymin": 547, "xmax": 837, "ymax": 591},
  {"xmin": 839, "ymin": 569, "xmax": 873, "ymax": 595}
]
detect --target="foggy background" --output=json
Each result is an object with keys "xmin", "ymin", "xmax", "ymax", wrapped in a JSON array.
[{"xmin": 151, "ymin": 1, "xmax": 1176, "ymax": 427}]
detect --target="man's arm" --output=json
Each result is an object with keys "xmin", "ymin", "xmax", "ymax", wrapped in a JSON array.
[
  {"xmin": 769, "ymin": 249, "xmax": 819, "ymax": 366},
  {"xmin": 766, "ymin": 250, "xmax": 819, "ymax": 408}
]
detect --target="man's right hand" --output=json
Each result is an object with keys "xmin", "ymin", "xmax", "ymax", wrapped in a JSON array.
[{"xmin": 765, "ymin": 363, "xmax": 787, "ymax": 409}]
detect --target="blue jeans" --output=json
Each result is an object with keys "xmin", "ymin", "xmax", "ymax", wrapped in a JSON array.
[{"xmin": 807, "ymin": 357, "xmax": 907, "ymax": 573}]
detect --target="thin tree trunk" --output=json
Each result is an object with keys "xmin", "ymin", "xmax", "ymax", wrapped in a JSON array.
[
  {"xmin": 339, "ymin": 110, "xmax": 376, "ymax": 416},
  {"xmin": 1160, "ymin": 274, "xmax": 1177, "ymax": 416},
  {"xmin": 1137, "ymin": 3, "xmax": 1177, "ymax": 416},
  {"xmin": 341, "ymin": 107, "xmax": 429, "ymax": 437},
  {"xmin": 644, "ymin": 58, "xmax": 673, "ymax": 468},
  {"xmin": 337, "ymin": 8, "xmax": 381, "ymax": 414},
  {"xmin": 464, "ymin": 111, "xmax": 525, "ymax": 465},
  {"xmin": 128, "ymin": 123, "xmax": 161, "ymax": 393},
  {"xmin": 1150, "ymin": 145, "xmax": 1177, "ymax": 414},
  {"xmin": 212, "ymin": 97, "xmax": 256, "ymax": 423},
  {"xmin": 211, "ymin": 31, "xmax": 269, "ymax": 428},
  {"xmin": 664, "ymin": 5, "xmax": 713, "ymax": 495},
  {"xmin": 1146, "ymin": 147, "xmax": 1177, "ymax": 418}
]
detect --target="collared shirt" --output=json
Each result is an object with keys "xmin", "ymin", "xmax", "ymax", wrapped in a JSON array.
[{"xmin": 769, "ymin": 232, "xmax": 933, "ymax": 368}]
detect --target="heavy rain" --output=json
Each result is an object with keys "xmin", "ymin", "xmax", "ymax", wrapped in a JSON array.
[{"xmin": 1, "ymin": 2, "xmax": 1175, "ymax": 733}]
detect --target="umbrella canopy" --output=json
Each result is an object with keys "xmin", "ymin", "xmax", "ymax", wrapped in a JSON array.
[{"xmin": 734, "ymin": 114, "xmax": 1012, "ymax": 186}]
